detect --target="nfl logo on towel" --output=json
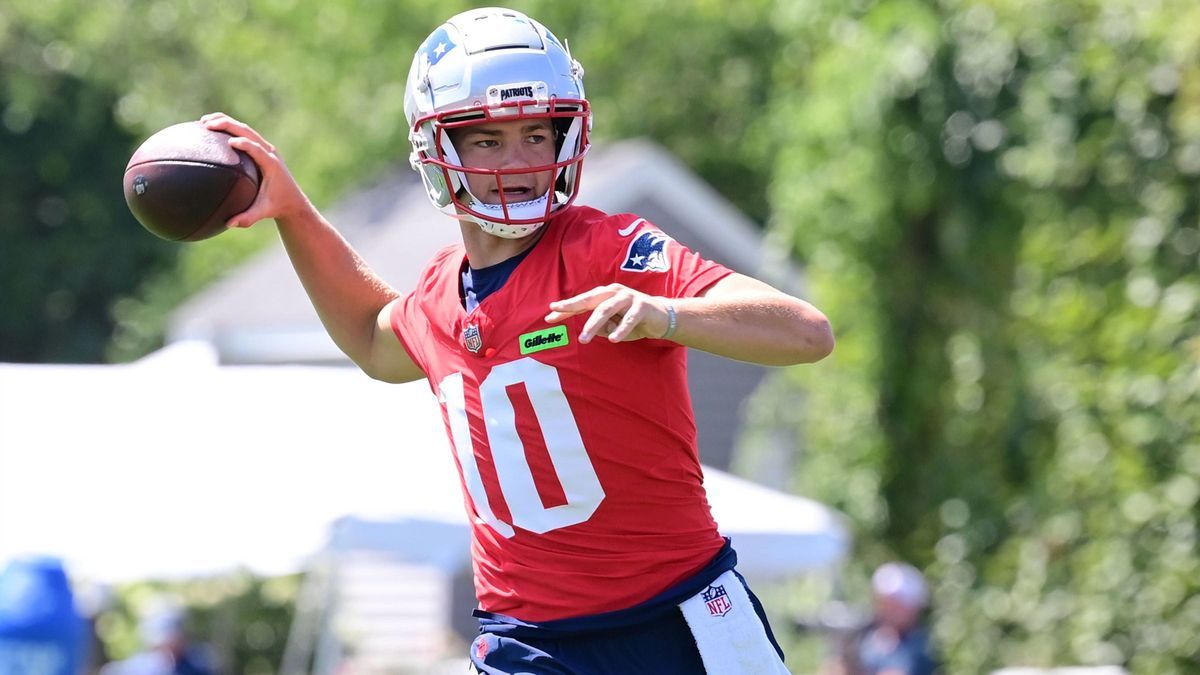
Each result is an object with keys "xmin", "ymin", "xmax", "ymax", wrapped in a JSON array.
[{"xmin": 702, "ymin": 584, "xmax": 733, "ymax": 617}]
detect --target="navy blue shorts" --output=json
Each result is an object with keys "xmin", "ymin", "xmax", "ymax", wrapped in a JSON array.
[
  {"xmin": 468, "ymin": 541, "xmax": 784, "ymax": 674},
  {"xmin": 470, "ymin": 607, "xmax": 707, "ymax": 674}
]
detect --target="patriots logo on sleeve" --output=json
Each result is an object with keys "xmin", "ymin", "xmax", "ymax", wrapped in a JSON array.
[{"xmin": 621, "ymin": 230, "xmax": 672, "ymax": 273}]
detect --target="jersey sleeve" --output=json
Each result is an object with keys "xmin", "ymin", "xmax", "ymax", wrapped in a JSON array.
[
  {"xmin": 587, "ymin": 215, "xmax": 733, "ymax": 299},
  {"xmin": 388, "ymin": 245, "xmax": 460, "ymax": 376},
  {"xmin": 389, "ymin": 290, "xmax": 428, "ymax": 375}
]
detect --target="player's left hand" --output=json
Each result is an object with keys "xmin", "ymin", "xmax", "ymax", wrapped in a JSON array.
[{"xmin": 545, "ymin": 284, "xmax": 672, "ymax": 344}]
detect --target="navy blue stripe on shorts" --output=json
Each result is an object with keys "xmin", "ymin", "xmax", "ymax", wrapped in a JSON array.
[{"xmin": 469, "ymin": 540, "xmax": 785, "ymax": 674}]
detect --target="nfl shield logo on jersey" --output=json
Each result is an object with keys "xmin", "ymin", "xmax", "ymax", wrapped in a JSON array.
[
  {"xmin": 621, "ymin": 231, "xmax": 671, "ymax": 273},
  {"xmin": 463, "ymin": 324, "xmax": 483, "ymax": 353},
  {"xmin": 702, "ymin": 584, "xmax": 733, "ymax": 617}
]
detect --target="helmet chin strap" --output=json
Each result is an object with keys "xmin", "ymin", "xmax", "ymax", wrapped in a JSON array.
[{"xmin": 463, "ymin": 191, "xmax": 552, "ymax": 239}]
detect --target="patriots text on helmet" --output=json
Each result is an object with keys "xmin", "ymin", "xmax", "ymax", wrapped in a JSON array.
[{"xmin": 500, "ymin": 86, "xmax": 535, "ymax": 101}]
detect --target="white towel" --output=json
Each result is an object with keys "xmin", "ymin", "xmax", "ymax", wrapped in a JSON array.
[{"xmin": 678, "ymin": 570, "xmax": 792, "ymax": 674}]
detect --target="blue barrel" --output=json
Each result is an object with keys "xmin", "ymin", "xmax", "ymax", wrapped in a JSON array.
[{"xmin": 0, "ymin": 557, "xmax": 86, "ymax": 675}]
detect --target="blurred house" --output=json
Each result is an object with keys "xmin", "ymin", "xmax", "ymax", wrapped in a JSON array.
[
  {"xmin": 166, "ymin": 139, "xmax": 806, "ymax": 472},
  {"xmin": 988, "ymin": 662, "xmax": 1128, "ymax": 667}
]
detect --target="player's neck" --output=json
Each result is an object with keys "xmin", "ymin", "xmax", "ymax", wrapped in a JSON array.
[{"xmin": 460, "ymin": 220, "xmax": 544, "ymax": 269}]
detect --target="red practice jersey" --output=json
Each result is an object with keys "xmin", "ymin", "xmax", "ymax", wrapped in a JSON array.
[{"xmin": 390, "ymin": 205, "xmax": 733, "ymax": 621}]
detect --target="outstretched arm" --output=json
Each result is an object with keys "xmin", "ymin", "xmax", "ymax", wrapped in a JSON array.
[
  {"xmin": 201, "ymin": 113, "xmax": 423, "ymax": 383},
  {"xmin": 544, "ymin": 273, "xmax": 834, "ymax": 366}
]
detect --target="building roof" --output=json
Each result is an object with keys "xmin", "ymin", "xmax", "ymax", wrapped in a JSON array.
[{"xmin": 165, "ymin": 139, "xmax": 803, "ymax": 469}]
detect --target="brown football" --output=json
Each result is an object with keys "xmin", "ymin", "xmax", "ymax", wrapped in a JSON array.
[{"xmin": 123, "ymin": 121, "xmax": 260, "ymax": 241}]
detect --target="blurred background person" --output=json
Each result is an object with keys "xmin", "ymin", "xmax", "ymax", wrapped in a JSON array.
[
  {"xmin": 100, "ymin": 603, "xmax": 218, "ymax": 675},
  {"xmin": 73, "ymin": 583, "xmax": 113, "ymax": 675},
  {"xmin": 0, "ymin": 556, "xmax": 87, "ymax": 675},
  {"xmin": 860, "ymin": 562, "xmax": 940, "ymax": 675},
  {"xmin": 820, "ymin": 561, "xmax": 940, "ymax": 675}
]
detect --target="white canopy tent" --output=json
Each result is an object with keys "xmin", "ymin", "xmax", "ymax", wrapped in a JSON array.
[{"xmin": 0, "ymin": 343, "xmax": 848, "ymax": 585}]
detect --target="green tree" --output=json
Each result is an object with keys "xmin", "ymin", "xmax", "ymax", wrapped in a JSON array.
[
  {"xmin": 3, "ymin": 0, "xmax": 788, "ymax": 363},
  {"xmin": 97, "ymin": 573, "xmax": 300, "ymax": 675},
  {"xmin": 0, "ymin": 21, "xmax": 177, "ymax": 362},
  {"xmin": 527, "ymin": 0, "xmax": 784, "ymax": 224},
  {"xmin": 1, "ymin": 0, "xmax": 478, "ymax": 362},
  {"xmin": 766, "ymin": 0, "xmax": 1200, "ymax": 671}
]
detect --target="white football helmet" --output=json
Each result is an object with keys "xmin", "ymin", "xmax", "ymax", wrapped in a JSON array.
[{"xmin": 404, "ymin": 7, "xmax": 592, "ymax": 238}]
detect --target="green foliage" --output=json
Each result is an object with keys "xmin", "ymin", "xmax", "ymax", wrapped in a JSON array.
[
  {"xmin": 526, "ymin": 0, "xmax": 784, "ymax": 224},
  {"xmin": 766, "ymin": 0, "xmax": 1200, "ymax": 671},
  {"xmin": 94, "ymin": 572, "xmax": 300, "ymax": 675},
  {"xmin": 0, "ymin": 20, "xmax": 178, "ymax": 362},
  {"xmin": 3, "ymin": 0, "xmax": 785, "ymax": 362},
  {"xmin": 1, "ymin": 0, "xmax": 476, "ymax": 362}
]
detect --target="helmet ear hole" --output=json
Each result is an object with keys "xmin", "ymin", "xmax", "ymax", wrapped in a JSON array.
[
  {"xmin": 552, "ymin": 118, "xmax": 572, "ymax": 193},
  {"xmin": 552, "ymin": 118, "xmax": 571, "ymax": 155},
  {"xmin": 444, "ymin": 127, "xmax": 463, "ymax": 155}
]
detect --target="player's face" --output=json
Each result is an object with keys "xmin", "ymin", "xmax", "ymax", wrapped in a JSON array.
[{"xmin": 449, "ymin": 119, "xmax": 556, "ymax": 205}]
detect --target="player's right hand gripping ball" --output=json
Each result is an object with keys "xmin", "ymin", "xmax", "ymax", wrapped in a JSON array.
[{"xmin": 123, "ymin": 121, "xmax": 260, "ymax": 241}]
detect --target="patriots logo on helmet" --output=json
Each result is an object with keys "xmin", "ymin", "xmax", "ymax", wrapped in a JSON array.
[
  {"xmin": 621, "ymin": 231, "xmax": 671, "ymax": 273},
  {"xmin": 422, "ymin": 27, "xmax": 457, "ymax": 66}
]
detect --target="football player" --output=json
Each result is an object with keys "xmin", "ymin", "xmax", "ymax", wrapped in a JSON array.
[{"xmin": 203, "ymin": 7, "xmax": 833, "ymax": 673}]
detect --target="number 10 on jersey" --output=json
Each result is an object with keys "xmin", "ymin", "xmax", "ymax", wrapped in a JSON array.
[{"xmin": 439, "ymin": 357, "xmax": 606, "ymax": 538}]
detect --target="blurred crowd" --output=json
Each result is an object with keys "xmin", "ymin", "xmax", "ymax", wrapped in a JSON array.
[
  {"xmin": 4, "ymin": 552, "xmax": 939, "ymax": 675},
  {"xmin": 0, "ymin": 557, "xmax": 217, "ymax": 675}
]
